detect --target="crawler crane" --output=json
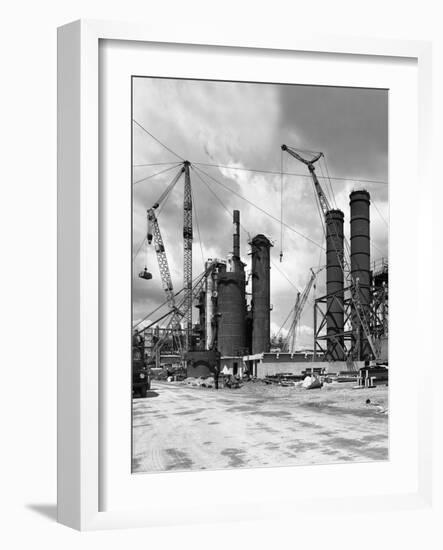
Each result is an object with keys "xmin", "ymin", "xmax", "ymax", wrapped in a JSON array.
[{"xmin": 281, "ymin": 145, "xmax": 378, "ymax": 360}]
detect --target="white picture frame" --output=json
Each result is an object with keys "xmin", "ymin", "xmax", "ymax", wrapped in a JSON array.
[{"xmin": 57, "ymin": 19, "xmax": 433, "ymax": 531}]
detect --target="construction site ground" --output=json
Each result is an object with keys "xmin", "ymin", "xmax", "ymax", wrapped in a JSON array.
[{"xmin": 132, "ymin": 380, "xmax": 389, "ymax": 473}]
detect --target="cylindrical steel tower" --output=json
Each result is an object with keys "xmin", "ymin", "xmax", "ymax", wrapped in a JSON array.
[
  {"xmin": 251, "ymin": 234, "xmax": 272, "ymax": 355},
  {"xmin": 216, "ymin": 211, "xmax": 247, "ymax": 356},
  {"xmin": 217, "ymin": 267, "xmax": 247, "ymax": 356},
  {"xmin": 326, "ymin": 209, "xmax": 345, "ymax": 361},
  {"xmin": 350, "ymin": 190, "xmax": 371, "ymax": 360}
]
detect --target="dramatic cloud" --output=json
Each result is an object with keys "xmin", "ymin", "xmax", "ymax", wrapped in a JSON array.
[{"xmin": 132, "ymin": 78, "xmax": 388, "ymax": 348}]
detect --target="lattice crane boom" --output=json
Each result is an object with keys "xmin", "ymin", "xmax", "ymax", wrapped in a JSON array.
[
  {"xmin": 145, "ymin": 166, "xmax": 185, "ymax": 329},
  {"xmin": 281, "ymin": 145, "xmax": 330, "ymax": 214},
  {"xmin": 182, "ymin": 161, "xmax": 193, "ymax": 351},
  {"xmin": 150, "ymin": 263, "xmax": 216, "ymax": 358},
  {"xmin": 147, "ymin": 207, "xmax": 183, "ymax": 333},
  {"xmin": 283, "ymin": 267, "xmax": 323, "ymax": 354}
]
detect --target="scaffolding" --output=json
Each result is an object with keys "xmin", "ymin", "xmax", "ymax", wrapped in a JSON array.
[{"xmin": 313, "ymin": 266, "xmax": 389, "ymax": 362}]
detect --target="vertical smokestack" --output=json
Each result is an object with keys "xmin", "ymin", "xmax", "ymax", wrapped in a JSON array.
[
  {"xmin": 217, "ymin": 263, "xmax": 247, "ymax": 356},
  {"xmin": 350, "ymin": 190, "xmax": 371, "ymax": 360},
  {"xmin": 251, "ymin": 234, "xmax": 272, "ymax": 355},
  {"xmin": 216, "ymin": 211, "xmax": 247, "ymax": 357},
  {"xmin": 326, "ymin": 209, "xmax": 345, "ymax": 361},
  {"xmin": 233, "ymin": 210, "xmax": 240, "ymax": 260}
]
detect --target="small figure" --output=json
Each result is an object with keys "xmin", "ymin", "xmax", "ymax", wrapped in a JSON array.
[{"xmin": 214, "ymin": 365, "xmax": 219, "ymax": 390}]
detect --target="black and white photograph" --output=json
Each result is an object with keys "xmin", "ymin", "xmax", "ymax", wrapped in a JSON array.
[
  {"xmin": 3, "ymin": 0, "xmax": 440, "ymax": 543},
  {"xmin": 131, "ymin": 76, "xmax": 389, "ymax": 474}
]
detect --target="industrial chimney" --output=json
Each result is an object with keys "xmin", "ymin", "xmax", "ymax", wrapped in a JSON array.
[
  {"xmin": 251, "ymin": 234, "xmax": 272, "ymax": 355},
  {"xmin": 233, "ymin": 209, "xmax": 240, "ymax": 261},
  {"xmin": 325, "ymin": 209, "xmax": 345, "ymax": 361},
  {"xmin": 216, "ymin": 211, "xmax": 247, "ymax": 356},
  {"xmin": 350, "ymin": 190, "xmax": 371, "ymax": 360}
]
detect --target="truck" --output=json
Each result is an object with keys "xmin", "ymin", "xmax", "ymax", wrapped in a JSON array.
[{"xmin": 132, "ymin": 331, "xmax": 151, "ymax": 398}]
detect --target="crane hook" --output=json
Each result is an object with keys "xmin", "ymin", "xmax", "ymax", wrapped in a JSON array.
[{"xmin": 139, "ymin": 266, "xmax": 152, "ymax": 280}]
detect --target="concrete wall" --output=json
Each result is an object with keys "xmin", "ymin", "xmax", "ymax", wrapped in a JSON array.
[
  {"xmin": 256, "ymin": 362, "xmax": 308, "ymax": 377},
  {"xmin": 262, "ymin": 352, "xmax": 316, "ymax": 363},
  {"xmin": 256, "ymin": 361, "xmax": 364, "ymax": 378}
]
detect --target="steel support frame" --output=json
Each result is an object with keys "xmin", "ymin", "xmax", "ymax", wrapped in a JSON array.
[
  {"xmin": 371, "ymin": 283, "xmax": 389, "ymax": 338},
  {"xmin": 314, "ymin": 286, "xmax": 357, "ymax": 361},
  {"xmin": 314, "ymin": 284, "xmax": 389, "ymax": 362},
  {"xmin": 370, "ymin": 283, "xmax": 389, "ymax": 358}
]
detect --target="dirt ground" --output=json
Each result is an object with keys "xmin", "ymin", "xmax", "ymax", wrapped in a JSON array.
[{"xmin": 132, "ymin": 380, "xmax": 388, "ymax": 473}]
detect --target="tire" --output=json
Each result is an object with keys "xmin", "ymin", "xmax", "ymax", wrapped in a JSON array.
[{"xmin": 140, "ymin": 385, "xmax": 147, "ymax": 398}]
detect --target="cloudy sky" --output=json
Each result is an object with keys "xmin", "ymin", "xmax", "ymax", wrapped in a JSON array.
[{"xmin": 132, "ymin": 77, "xmax": 388, "ymax": 347}]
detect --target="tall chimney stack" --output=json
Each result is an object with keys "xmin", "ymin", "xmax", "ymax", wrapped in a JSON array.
[
  {"xmin": 251, "ymin": 234, "xmax": 272, "ymax": 355},
  {"xmin": 326, "ymin": 209, "xmax": 345, "ymax": 361},
  {"xmin": 350, "ymin": 190, "xmax": 371, "ymax": 360},
  {"xmin": 216, "ymin": 211, "xmax": 247, "ymax": 356},
  {"xmin": 233, "ymin": 209, "xmax": 240, "ymax": 260}
]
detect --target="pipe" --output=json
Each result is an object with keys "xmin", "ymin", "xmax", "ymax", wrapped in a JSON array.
[
  {"xmin": 233, "ymin": 209, "xmax": 240, "ymax": 260},
  {"xmin": 205, "ymin": 260, "xmax": 215, "ymax": 350}
]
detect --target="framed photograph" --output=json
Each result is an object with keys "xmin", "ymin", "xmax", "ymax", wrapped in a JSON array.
[{"xmin": 57, "ymin": 19, "xmax": 433, "ymax": 530}]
